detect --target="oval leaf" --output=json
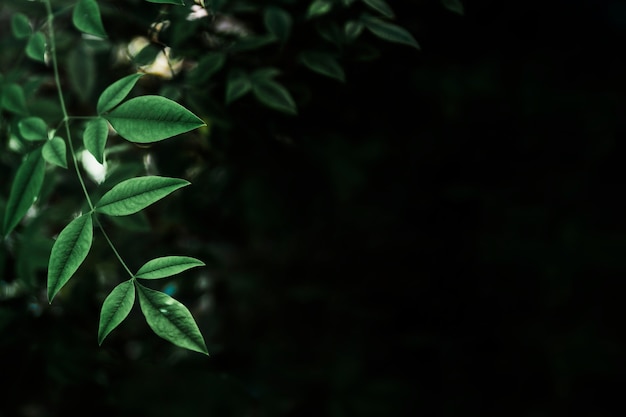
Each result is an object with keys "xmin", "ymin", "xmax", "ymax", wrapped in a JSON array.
[
  {"xmin": 136, "ymin": 283, "xmax": 208, "ymax": 354},
  {"xmin": 83, "ymin": 118, "xmax": 108, "ymax": 163},
  {"xmin": 72, "ymin": 0, "xmax": 107, "ymax": 38},
  {"xmin": 1, "ymin": 83, "xmax": 28, "ymax": 115},
  {"xmin": 95, "ymin": 176, "xmax": 190, "ymax": 216},
  {"xmin": 43, "ymin": 137, "xmax": 68, "ymax": 169},
  {"xmin": 98, "ymin": 280, "xmax": 135, "ymax": 345},
  {"xmin": 299, "ymin": 51, "xmax": 345, "ymax": 82},
  {"xmin": 252, "ymin": 79, "xmax": 297, "ymax": 115},
  {"xmin": 97, "ymin": 73, "xmax": 143, "ymax": 114},
  {"xmin": 12, "ymin": 13, "xmax": 32, "ymax": 39},
  {"xmin": 362, "ymin": 16, "xmax": 420, "ymax": 49},
  {"xmin": 104, "ymin": 96, "xmax": 206, "ymax": 143},
  {"xmin": 3, "ymin": 149, "xmax": 45, "ymax": 235},
  {"xmin": 136, "ymin": 256, "xmax": 205, "ymax": 279},
  {"xmin": 264, "ymin": 7, "xmax": 292, "ymax": 42},
  {"xmin": 47, "ymin": 213, "xmax": 93, "ymax": 302},
  {"xmin": 362, "ymin": 0, "xmax": 395, "ymax": 18},
  {"xmin": 26, "ymin": 32, "xmax": 46, "ymax": 63},
  {"xmin": 18, "ymin": 117, "xmax": 48, "ymax": 141},
  {"xmin": 225, "ymin": 70, "xmax": 252, "ymax": 104},
  {"xmin": 307, "ymin": 0, "xmax": 333, "ymax": 19},
  {"xmin": 345, "ymin": 20, "xmax": 364, "ymax": 42}
]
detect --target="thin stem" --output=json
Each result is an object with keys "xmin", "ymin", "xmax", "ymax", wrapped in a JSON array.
[{"xmin": 44, "ymin": 0, "xmax": 133, "ymax": 280}]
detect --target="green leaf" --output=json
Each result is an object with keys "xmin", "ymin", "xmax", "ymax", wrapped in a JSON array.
[
  {"xmin": 1, "ymin": 83, "xmax": 28, "ymax": 115},
  {"xmin": 83, "ymin": 118, "xmax": 108, "ymax": 163},
  {"xmin": 252, "ymin": 79, "xmax": 297, "ymax": 115},
  {"xmin": 95, "ymin": 176, "xmax": 190, "ymax": 216},
  {"xmin": 136, "ymin": 282, "xmax": 208, "ymax": 355},
  {"xmin": 72, "ymin": 0, "xmax": 107, "ymax": 38},
  {"xmin": 3, "ymin": 149, "xmax": 45, "ymax": 235},
  {"xmin": 133, "ymin": 43, "xmax": 161, "ymax": 66},
  {"xmin": 299, "ymin": 51, "xmax": 345, "ymax": 82},
  {"xmin": 190, "ymin": 52, "xmax": 226, "ymax": 84},
  {"xmin": 442, "ymin": 0, "xmax": 464, "ymax": 15},
  {"xmin": 362, "ymin": 0, "xmax": 394, "ymax": 18},
  {"xmin": 145, "ymin": 0, "xmax": 185, "ymax": 4},
  {"xmin": 18, "ymin": 117, "xmax": 48, "ymax": 141},
  {"xmin": 97, "ymin": 73, "xmax": 144, "ymax": 114},
  {"xmin": 12, "ymin": 13, "xmax": 32, "ymax": 39},
  {"xmin": 362, "ymin": 16, "xmax": 420, "ymax": 49},
  {"xmin": 135, "ymin": 256, "xmax": 205, "ymax": 279},
  {"xmin": 225, "ymin": 70, "xmax": 251, "ymax": 104},
  {"xmin": 230, "ymin": 34, "xmax": 277, "ymax": 52},
  {"xmin": 67, "ymin": 44, "xmax": 96, "ymax": 103},
  {"xmin": 47, "ymin": 213, "xmax": 93, "ymax": 302},
  {"xmin": 345, "ymin": 20, "xmax": 364, "ymax": 41},
  {"xmin": 98, "ymin": 280, "xmax": 135, "ymax": 345},
  {"xmin": 264, "ymin": 7, "xmax": 292, "ymax": 42},
  {"xmin": 250, "ymin": 67, "xmax": 282, "ymax": 82},
  {"xmin": 42, "ymin": 137, "xmax": 68, "ymax": 169},
  {"xmin": 104, "ymin": 96, "xmax": 206, "ymax": 143},
  {"xmin": 307, "ymin": 0, "xmax": 333, "ymax": 19},
  {"xmin": 26, "ymin": 32, "xmax": 47, "ymax": 63}
]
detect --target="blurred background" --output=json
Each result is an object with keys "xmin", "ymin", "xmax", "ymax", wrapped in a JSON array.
[{"xmin": 1, "ymin": 0, "xmax": 625, "ymax": 416}]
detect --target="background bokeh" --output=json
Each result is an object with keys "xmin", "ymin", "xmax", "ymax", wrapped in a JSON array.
[{"xmin": 1, "ymin": 0, "xmax": 625, "ymax": 416}]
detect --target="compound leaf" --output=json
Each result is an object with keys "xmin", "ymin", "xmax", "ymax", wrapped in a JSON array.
[
  {"xmin": 98, "ymin": 280, "xmax": 135, "ymax": 345},
  {"xmin": 97, "ymin": 73, "xmax": 143, "ymax": 114},
  {"xmin": 136, "ymin": 256, "xmax": 205, "ymax": 279}
]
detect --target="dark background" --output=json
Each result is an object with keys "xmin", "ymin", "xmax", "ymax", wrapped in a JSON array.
[{"xmin": 1, "ymin": 0, "xmax": 625, "ymax": 416}]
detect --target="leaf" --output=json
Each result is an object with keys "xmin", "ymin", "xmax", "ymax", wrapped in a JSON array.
[
  {"xmin": 252, "ymin": 79, "xmax": 297, "ymax": 115},
  {"xmin": 230, "ymin": 34, "xmax": 277, "ymax": 52},
  {"xmin": 83, "ymin": 118, "xmax": 109, "ymax": 163},
  {"xmin": 307, "ymin": 0, "xmax": 333, "ymax": 19},
  {"xmin": 250, "ymin": 67, "xmax": 282, "ymax": 82},
  {"xmin": 42, "ymin": 137, "xmax": 68, "ymax": 169},
  {"xmin": 135, "ymin": 256, "xmax": 205, "ymax": 279},
  {"xmin": 72, "ymin": 0, "xmax": 107, "ymax": 38},
  {"xmin": 442, "ymin": 0, "xmax": 464, "ymax": 15},
  {"xmin": 104, "ymin": 96, "xmax": 206, "ymax": 143},
  {"xmin": 95, "ymin": 176, "xmax": 190, "ymax": 216},
  {"xmin": 145, "ymin": 0, "xmax": 185, "ymax": 4},
  {"xmin": 3, "ymin": 149, "xmax": 45, "ymax": 235},
  {"xmin": 136, "ymin": 282, "xmax": 208, "ymax": 355},
  {"xmin": 189, "ymin": 52, "xmax": 226, "ymax": 83},
  {"xmin": 26, "ymin": 32, "xmax": 46, "ymax": 63},
  {"xmin": 264, "ymin": 7, "xmax": 292, "ymax": 42},
  {"xmin": 12, "ymin": 13, "xmax": 32, "ymax": 39},
  {"xmin": 362, "ymin": 16, "xmax": 420, "ymax": 49},
  {"xmin": 47, "ymin": 213, "xmax": 93, "ymax": 302},
  {"xmin": 362, "ymin": 0, "xmax": 394, "ymax": 18},
  {"xmin": 133, "ymin": 43, "xmax": 161, "ymax": 66},
  {"xmin": 18, "ymin": 117, "xmax": 48, "ymax": 141},
  {"xmin": 344, "ymin": 20, "xmax": 364, "ymax": 42},
  {"xmin": 1, "ymin": 83, "xmax": 28, "ymax": 115},
  {"xmin": 97, "ymin": 73, "xmax": 144, "ymax": 115},
  {"xmin": 67, "ymin": 43, "xmax": 96, "ymax": 103},
  {"xmin": 225, "ymin": 70, "xmax": 252, "ymax": 104},
  {"xmin": 98, "ymin": 280, "xmax": 135, "ymax": 345},
  {"xmin": 299, "ymin": 51, "xmax": 345, "ymax": 82}
]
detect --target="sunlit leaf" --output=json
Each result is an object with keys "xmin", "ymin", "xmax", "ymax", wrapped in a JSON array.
[
  {"xmin": 47, "ymin": 213, "xmax": 93, "ymax": 302},
  {"xmin": 442, "ymin": 0, "xmax": 464, "ymax": 15},
  {"xmin": 42, "ymin": 137, "xmax": 68, "ymax": 169},
  {"xmin": 3, "ymin": 149, "xmax": 45, "ymax": 235},
  {"xmin": 104, "ymin": 96, "xmax": 206, "ymax": 143},
  {"xmin": 1, "ymin": 83, "xmax": 28, "ymax": 115},
  {"xmin": 97, "ymin": 73, "xmax": 144, "ymax": 114},
  {"xmin": 252, "ymin": 79, "xmax": 297, "ymax": 115},
  {"xmin": 264, "ymin": 6, "xmax": 292, "ymax": 42},
  {"xmin": 136, "ymin": 282, "xmax": 208, "ymax": 355},
  {"xmin": 95, "ymin": 176, "xmax": 190, "ymax": 216},
  {"xmin": 72, "ymin": 0, "xmax": 107, "ymax": 38},
  {"xmin": 299, "ymin": 51, "xmax": 345, "ymax": 82},
  {"xmin": 146, "ymin": 0, "xmax": 185, "ymax": 4},
  {"xmin": 68, "ymin": 44, "xmax": 96, "ymax": 103},
  {"xmin": 135, "ymin": 256, "xmax": 205, "ymax": 279},
  {"xmin": 362, "ymin": 16, "xmax": 420, "ymax": 49},
  {"xmin": 307, "ymin": 0, "xmax": 333, "ymax": 19},
  {"xmin": 98, "ymin": 280, "xmax": 135, "ymax": 345},
  {"xmin": 26, "ymin": 32, "xmax": 46, "ymax": 63},
  {"xmin": 18, "ymin": 117, "xmax": 47, "ymax": 141},
  {"xmin": 225, "ymin": 69, "xmax": 251, "ymax": 104},
  {"xmin": 83, "ymin": 118, "xmax": 108, "ymax": 163},
  {"xmin": 362, "ymin": 0, "xmax": 394, "ymax": 18},
  {"xmin": 345, "ymin": 20, "xmax": 364, "ymax": 42},
  {"xmin": 11, "ymin": 13, "xmax": 32, "ymax": 39}
]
